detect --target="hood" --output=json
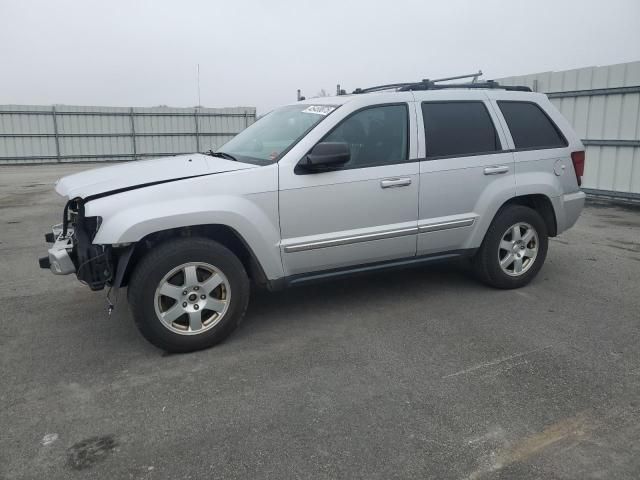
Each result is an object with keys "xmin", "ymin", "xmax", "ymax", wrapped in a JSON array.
[{"xmin": 55, "ymin": 153, "xmax": 257, "ymax": 199}]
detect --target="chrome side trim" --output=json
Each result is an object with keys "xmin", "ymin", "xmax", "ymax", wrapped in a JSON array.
[
  {"xmin": 283, "ymin": 226, "xmax": 418, "ymax": 253},
  {"xmin": 418, "ymin": 218, "xmax": 475, "ymax": 233}
]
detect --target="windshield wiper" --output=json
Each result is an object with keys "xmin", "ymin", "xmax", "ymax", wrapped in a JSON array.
[{"xmin": 205, "ymin": 150, "xmax": 238, "ymax": 162}]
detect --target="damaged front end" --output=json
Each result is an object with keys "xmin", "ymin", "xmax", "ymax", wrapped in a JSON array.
[{"xmin": 39, "ymin": 197, "xmax": 113, "ymax": 291}]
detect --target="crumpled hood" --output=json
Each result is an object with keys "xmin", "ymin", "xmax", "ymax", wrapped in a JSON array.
[{"xmin": 55, "ymin": 153, "xmax": 257, "ymax": 199}]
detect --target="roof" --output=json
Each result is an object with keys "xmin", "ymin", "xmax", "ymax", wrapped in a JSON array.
[
  {"xmin": 289, "ymin": 86, "xmax": 544, "ymax": 109},
  {"xmin": 292, "ymin": 78, "xmax": 533, "ymax": 108}
]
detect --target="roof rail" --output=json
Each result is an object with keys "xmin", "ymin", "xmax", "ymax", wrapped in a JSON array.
[
  {"xmin": 351, "ymin": 71, "xmax": 531, "ymax": 94},
  {"xmin": 398, "ymin": 80, "xmax": 532, "ymax": 92}
]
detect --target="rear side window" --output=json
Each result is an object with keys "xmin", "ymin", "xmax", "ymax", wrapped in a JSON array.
[
  {"xmin": 422, "ymin": 101, "xmax": 500, "ymax": 158},
  {"xmin": 498, "ymin": 101, "xmax": 567, "ymax": 149}
]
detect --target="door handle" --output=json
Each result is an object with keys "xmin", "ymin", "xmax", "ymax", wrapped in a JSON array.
[
  {"xmin": 380, "ymin": 177, "xmax": 412, "ymax": 188},
  {"xmin": 483, "ymin": 166, "xmax": 509, "ymax": 175}
]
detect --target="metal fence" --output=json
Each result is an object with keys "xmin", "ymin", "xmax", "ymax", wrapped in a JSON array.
[
  {"xmin": 4, "ymin": 64, "xmax": 640, "ymax": 200},
  {"xmin": 0, "ymin": 105, "xmax": 256, "ymax": 164},
  {"xmin": 498, "ymin": 61, "xmax": 640, "ymax": 199}
]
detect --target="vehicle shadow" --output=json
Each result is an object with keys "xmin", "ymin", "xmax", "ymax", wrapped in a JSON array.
[
  {"xmin": 239, "ymin": 260, "xmax": 479, "ymax": 332},
  {"xmin": 91, "ymin": 260, "xmax": 480, "ymax": 355}
]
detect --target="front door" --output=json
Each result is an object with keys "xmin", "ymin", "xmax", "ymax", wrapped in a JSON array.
[{"xmin": 278, "ymin": 102, "xmax": 420, "ymax": 277}]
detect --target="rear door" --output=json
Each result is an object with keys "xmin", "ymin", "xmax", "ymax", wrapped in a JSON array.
[{"xmin": 415, "ymin": 93, "xmax": 516, "ymax": 255}]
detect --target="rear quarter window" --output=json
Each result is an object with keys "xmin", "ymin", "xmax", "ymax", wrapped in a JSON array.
[{"xmin": 498, "ymin": 101, "xmax": 567, "ymax": 150}]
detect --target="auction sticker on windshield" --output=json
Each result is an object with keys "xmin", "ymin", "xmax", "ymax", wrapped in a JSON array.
[{"xmin": 302, "ymin": 105, "xmax": 336, "ymax": 115}]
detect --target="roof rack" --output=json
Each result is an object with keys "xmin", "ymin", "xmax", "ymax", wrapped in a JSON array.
[{"xmin": 351, "ymin": 71, "xmax": 531, "ymax": 94}]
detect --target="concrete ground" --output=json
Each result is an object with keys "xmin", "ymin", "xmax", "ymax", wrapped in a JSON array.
[{"xmin": 1, "ymin": 163, "xmax": 639, "ymax": 480}]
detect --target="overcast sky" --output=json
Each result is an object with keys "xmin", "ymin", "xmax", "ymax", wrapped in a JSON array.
[{"xmin": 1, "ymin": 0, "xmax": 639, "ymax": 114}]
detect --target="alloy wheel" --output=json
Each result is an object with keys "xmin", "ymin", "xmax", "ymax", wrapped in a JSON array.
[
  {"xmin": 497, "ymin": 222, "xmax": 539, "ymax": 276},
  {"xmin": 154, "ymin": 262, "xmax": 231, "ymax": 335}
]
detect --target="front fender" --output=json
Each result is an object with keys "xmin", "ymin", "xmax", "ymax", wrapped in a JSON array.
[{"xmin": 85, "ymin": 168, "xmax": 284, "ymax": 280}]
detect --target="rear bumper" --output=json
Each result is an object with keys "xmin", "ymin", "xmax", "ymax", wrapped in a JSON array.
[
  {"xmin": 39, "ymin": 224, "xmax": 76, "ymax": 275},
  {"xmin": 557, "ymin": 191, "xmax": 586, "ymax": 233}
]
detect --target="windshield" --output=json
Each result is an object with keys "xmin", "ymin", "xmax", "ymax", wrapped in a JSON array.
[{"xmin": 215, "ymin": 104, "xmax": 337, "ymax": 165}]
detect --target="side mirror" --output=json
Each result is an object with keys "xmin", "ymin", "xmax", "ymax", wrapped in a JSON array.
[{"xmin": 298, "ymin": 142, "xmax": 350, "ymax": 172}]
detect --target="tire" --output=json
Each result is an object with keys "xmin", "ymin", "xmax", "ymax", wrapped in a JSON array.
[
  {"xmin": 128, "ymin": 237, "xmax": 250, "ymax": 353},
  {"xmin": 473, "ymin": 205, "xmax": 548, "ymax": 289}
]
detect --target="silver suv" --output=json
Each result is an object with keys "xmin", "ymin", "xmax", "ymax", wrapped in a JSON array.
[{"xmin": 40, "ymin": 79, "xmax": 586, "ymax": 352}]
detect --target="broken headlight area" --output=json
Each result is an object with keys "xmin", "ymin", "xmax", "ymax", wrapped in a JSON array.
[{"xmin": 64, "ymin": 198, "xmax": 113, "ymax": 290}]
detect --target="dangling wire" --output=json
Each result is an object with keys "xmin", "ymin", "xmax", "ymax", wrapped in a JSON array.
[{"xmin": 106, "ymin": 286, "xmax": 118, "ymax": 317}]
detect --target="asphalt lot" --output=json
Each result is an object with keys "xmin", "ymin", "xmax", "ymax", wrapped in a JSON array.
[{"xmin": 1, "ymin": 163, "xmax": 639, "ymax": 480}]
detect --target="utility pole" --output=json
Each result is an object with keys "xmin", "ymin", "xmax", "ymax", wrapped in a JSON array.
[{"xmin": 197, "ymin": 64, "xmax": 201, "ymax": 106}]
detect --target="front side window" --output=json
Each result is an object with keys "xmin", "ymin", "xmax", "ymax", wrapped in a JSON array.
[
  {"xmin": 321, "ymin": 104, "xmax": 408, "ymax": 168},
  {"xmin": 498, "ymin": 101, "xmax": 567, "ymax": 150},
  {"xmin": 422, "ymin": 101, "xmax": 500, "ymax": 158},
  {"xmin": 217, "ymin": 104, "xmax": 336, "ymax": 165}
]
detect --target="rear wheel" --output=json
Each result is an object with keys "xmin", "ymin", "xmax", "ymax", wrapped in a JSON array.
[
  {"xmin": 128, "ymin": 237, "xmax": 250, "ymax": 352},
  {"xmin": 473, "ymin": 205, "xmax": 548, "ymax": 289}
]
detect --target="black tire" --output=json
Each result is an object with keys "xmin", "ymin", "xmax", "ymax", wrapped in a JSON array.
[
  {"xmin": 128, "ymin": 237, "xmax": 250, "ymax": 353},
  {"xmin": 473, "ymin": 205, "xmax": 548, "ymax": 289}
]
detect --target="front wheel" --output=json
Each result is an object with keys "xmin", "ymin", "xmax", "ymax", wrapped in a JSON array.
[
  {"xmin": 473, "ymin": 205, "xmax": 548, "ymax": 289},
  {"xmin": 128, "ymin": 237, "xmax": 250, "ymax": 352}
]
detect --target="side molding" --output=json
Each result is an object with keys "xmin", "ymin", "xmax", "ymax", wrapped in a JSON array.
[
  {"xmin": 418, "ymin": 218, "xmax": 475, "ymax": 233},
  {"xmin": 284, "ymin": 226, "xmax": 418, "ymax": 253}
]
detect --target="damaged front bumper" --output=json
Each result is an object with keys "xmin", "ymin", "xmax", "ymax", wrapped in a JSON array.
[
  {"xmin": 39, "ymin": 224, "xmax": 76, "ymax": 275},
  {"xmin": 39, "ymin": 198, "xmax": 113, "ymax": 291}
]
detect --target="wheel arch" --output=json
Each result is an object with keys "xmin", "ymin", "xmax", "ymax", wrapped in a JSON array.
[
  {"xmin": 499, "ymin": 193, "xmax": 558, "ymax": 237},
  {"xmin": 114, "ymin": 224, "xmax": 274, "ymax": 290},
  {"xmin": 468, "ymin": 192, "xmax": 558, "ymax": 251}
]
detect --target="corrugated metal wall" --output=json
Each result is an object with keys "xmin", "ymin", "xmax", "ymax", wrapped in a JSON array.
[
  {"xmin": 498, "ymin": 61, "xmax": 640, "ymax": 198},
  {"xmin": 0, "ymin": 105, "xmax": 256, "ymax": 164}
]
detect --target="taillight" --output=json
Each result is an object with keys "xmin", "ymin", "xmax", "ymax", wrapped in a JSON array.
[{"xmin": 571, "ymin": 151, "xmax": 585, "ymax": 186}]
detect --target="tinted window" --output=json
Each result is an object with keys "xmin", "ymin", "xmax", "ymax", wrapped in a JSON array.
[
  {"xmin": 422, "ymin": 102, "xmax": 500, "ymax": 158},
  {"xmin": 322, "ymin": 104, "xmax": 408, "ymax": 168},
  {"xmin": 498, "ymin": 101, "xmax": 567, "ymax": 149}
]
